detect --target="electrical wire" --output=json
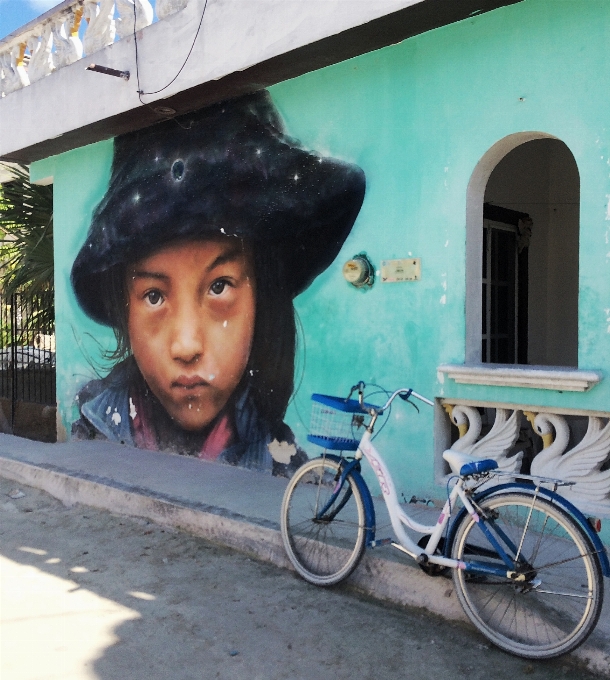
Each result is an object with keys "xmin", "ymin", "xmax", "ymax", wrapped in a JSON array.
[
  {"xmin": 352, "ymin": 383, "xmax": 392, "ymax": 442},
  {"xmin": 132, "ymin": 0, "xmax": 209, "ymax": 104},
  {"xmin": 368, "ymin": 384, "xmax": 393, "ymax": 440}
]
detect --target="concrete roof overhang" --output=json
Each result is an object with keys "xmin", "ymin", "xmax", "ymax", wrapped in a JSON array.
[{"xmin": 0, "ymin": 0, "xmax": 522, "ymax": 164}]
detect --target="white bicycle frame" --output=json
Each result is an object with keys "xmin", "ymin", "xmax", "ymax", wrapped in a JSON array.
[
  {"xmin": 353, "ymin": 388, "xmax": 482, "ymax": 572},
  {"xmin": 291, "ymin": 385, "xmax": 609, "ymax": 659},
  {"xmin": 328, "ymin": 385, "xmax": 596, "ymax": 580},
  {"xmin": 356, "ymin": 429, "xmax": 471, "ymax": 571}
]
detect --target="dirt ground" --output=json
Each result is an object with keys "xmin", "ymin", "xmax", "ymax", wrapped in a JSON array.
[{"xmin": 0, "ymin": 477, "xmax": 604, "ymax": 680}]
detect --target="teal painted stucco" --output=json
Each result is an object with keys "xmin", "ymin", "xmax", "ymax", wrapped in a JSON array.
[
  {"xmin": 35, "ymin": 141, "xmax": 115, "ymax": 438},
  {"xmin": 36, "ymin": 0, "xmax": 610, "ymax": 501},
  {"xmin": 269, "ymin": 0, "xmax": 610, "ymax": 494}
]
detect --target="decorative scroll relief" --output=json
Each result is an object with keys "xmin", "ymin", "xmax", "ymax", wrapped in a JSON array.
[
  {"xmin": 156, "ymin": 0, "xmax": 189, "ymax": 20},
  {"xmin": 27, "ymin": 28, "xmax": 54, "ymax": 83},
  {"xmin": 52, "ymin": 11, "xmax": 84, "ymax": 69},
  {"xmin": 0, "ymin": 46, "xmax": 29, "ymax": 95},
  {"xmin": 116, "ymin": 0, "xmax": 154, "ymax": 39},
  {"xmin": 527, "ymin": 412, "xmax": 610, "ymax": 516},
  {"xmin": 442, "ymin": 403, "xmax": 610, "ymax": 516},
  {"xmin": 443, "ymin": 405, "xmax": 523, "ymax": 486},
  {"xmin": 83, "ymin": 0, "xmax": 116, "ymax": 55}
]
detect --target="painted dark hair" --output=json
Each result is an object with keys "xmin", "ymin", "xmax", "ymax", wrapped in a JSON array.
[{"xmin": 99, "ymin": 237, "xmax": 296, "ymax": 428}]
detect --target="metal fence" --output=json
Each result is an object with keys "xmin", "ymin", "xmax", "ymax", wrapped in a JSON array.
[{"xmin": 0, "ymin": 291, "xmax": 56, "ymax": 425}]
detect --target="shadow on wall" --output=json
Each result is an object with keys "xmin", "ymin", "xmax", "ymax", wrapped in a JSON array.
[{"xmin": 0, "ymin": 397, "xmax": 56, "ymax": 442}]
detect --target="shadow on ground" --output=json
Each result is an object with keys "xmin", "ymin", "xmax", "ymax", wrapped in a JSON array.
[{"xmin": 0, "ymin": 478, "xmax": 605, "ymax": 680}]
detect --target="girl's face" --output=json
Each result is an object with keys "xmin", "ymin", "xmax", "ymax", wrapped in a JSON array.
[{"xmin": 126, "ymin": 237, "xmax": 256, "ymax": 431}]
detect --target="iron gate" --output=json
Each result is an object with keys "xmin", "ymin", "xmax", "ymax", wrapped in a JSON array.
[{"xmin": 0, "ymin": 290, "xmax": 56, "ymax": 427}]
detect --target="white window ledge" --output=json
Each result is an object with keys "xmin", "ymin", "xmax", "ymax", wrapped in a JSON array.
[{"xmin": 437, "ymin": 364, "xmax": 603, "ymax": 392}]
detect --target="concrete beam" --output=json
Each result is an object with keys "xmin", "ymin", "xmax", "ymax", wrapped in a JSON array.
[
  {"xmin": 0, "ymin": 0, "xmax": 522, "ymax": 163},
  {"xmin": 0, "ymin": 161, "xmax": 21, "ymax": 183}
]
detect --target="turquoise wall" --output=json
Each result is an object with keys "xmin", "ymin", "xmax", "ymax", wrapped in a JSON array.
[
  {"xmin": 36, "ymin": 0, "xmax": 610, "ymax": 498},
  {"xmin": 33, "ymin": 143, "xmax": 115, "ymax": 438},
  {"xmin": 269, "ymin": 0, "xmax": 610, "ymax": 494}
]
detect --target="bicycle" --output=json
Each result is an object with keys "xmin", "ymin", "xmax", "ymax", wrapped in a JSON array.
[{"xmin": 280, "ymin": 382, "xmax": 610, "ymax": 660}]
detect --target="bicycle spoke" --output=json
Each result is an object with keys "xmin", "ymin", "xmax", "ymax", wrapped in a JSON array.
[
  {"xmin": 521, "ymin": 550, "xmax": 604, "ymax": 575},
  {"xmin": 451, "ymin": 492, "xmax": 603, "ymax": 659},
  {"xmin": 281, "ymin": 458, "xmax": 367, "ymax": 586},
  {"xmin": 535, "ymin": 589, "xmax": 594, "ymax": 599}
]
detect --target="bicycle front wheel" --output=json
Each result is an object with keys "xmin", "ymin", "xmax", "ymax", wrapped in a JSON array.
[
  {"xmin": 451, "ymin": 492, "xmax": 603, "ymax": 659},
  {"xmin": 281, "ymin": 457, "xmax": 367, "ymax": 586}
]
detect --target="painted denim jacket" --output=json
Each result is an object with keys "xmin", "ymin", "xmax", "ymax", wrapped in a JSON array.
[{"xmin": 72, "ymin": 359, "xmax": 307, "ymax": 477}]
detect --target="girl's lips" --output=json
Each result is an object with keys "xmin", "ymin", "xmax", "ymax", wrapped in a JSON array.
[{"xmin": 172, "ymin": 375, "xmax": 209, "ymax": 389}]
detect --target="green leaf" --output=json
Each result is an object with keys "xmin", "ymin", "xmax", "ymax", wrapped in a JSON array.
[{"xmin": 0, "ymin": 163, "xmax": 54, "ymax": 330}]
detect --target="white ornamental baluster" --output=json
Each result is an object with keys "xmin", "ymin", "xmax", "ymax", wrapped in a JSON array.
[
  {"xmin": 529, "ymin": 413, "xmax": 610, "ymax": 513},
  {"xmin": 116, "ymin": 0, "xmax": 153, "ymax": 39},
  {"xmin": 468, "ymin": 408, "xmax": 523, "ymax": 475},
  {"xmin": 156, "ymin": 0, "xmax": 189, "ymax": 20},
  {"xmin": 444, "ymin": 405, "xmax": 482, "ymax": 451},
  {"xmin": 52, "ymin": 10, "xmax": 84, "ymax": 69},
  {"xmin": 0, "ymin": 45, "xmax": 29, "ymax": 95},
  {"xmin": 444, "ymin": 405, "xmax": 522, "ymax": 487},
  {"xmin": 83, "ymin": 0, "xmax": 116, "ymax": 55},
  {"xmin": 27, "ymin": 27, "xmax": 55, "ymax": 83}
]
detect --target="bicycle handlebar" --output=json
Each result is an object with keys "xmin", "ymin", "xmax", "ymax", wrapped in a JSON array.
[{"xmin": 352, "ymin": 382, "xmax": 434, "ymax": 413}]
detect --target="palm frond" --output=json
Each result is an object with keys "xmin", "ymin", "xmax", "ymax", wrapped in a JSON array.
[{"xmin": 0, "ymin": 163, "xmax": 54, "ymax": 300}]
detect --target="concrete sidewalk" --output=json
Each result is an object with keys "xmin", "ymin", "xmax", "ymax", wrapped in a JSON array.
[{"xmin": 0, "ymin": 434, "xmax": 608, "ymax": 674}]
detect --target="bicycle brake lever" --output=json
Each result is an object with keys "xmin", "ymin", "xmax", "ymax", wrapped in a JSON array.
[
  {"xmin": 346, "ymin": 384, "xmax": 358, "ymax": 401},
  {"xmin": 347, "ymin": 381, "xmax": 366, "ymax": 404},
  {"xmin": 398, "ymin": 390, "xmax": 419, "ymax": 412}
]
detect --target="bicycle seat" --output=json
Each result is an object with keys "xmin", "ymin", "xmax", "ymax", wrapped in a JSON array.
[{"xmin": 442, "ymin": 449, "xmax": 498, "ymax": 477}]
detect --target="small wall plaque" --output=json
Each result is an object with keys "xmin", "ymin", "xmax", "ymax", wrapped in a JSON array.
[{"xmin": 381, "ymin": 258, "xmax": 421, "ymax": 282}]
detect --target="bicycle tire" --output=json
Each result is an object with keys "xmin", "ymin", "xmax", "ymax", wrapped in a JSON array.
[
  {"xmin": 451, "ymin": 491, "xmax": 603, "ymax": 659},
  {"xmin": 281, "ymin": 457, "xmax": 367, "ymax": 586}
]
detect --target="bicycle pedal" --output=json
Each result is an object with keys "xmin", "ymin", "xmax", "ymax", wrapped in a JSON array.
[{"xmin": 369, "ymin": 538, "xmax": 393, "ymax": 548}]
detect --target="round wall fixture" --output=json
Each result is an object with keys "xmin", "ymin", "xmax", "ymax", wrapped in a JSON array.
[{"xmin": 342, "ymin": 253, "xmax": 375, "ymax": 288}]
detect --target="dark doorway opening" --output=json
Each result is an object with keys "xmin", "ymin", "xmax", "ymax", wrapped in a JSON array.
[{"xmin": 482, "ymin": 203, "xmax": 529, "ymax": 364}]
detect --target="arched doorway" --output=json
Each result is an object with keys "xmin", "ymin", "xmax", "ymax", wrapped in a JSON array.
[{"xmin": 465, "ymin": 134, "xmax": 580, "ymax": 367}]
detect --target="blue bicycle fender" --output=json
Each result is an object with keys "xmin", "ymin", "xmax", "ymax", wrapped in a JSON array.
[
  {"xmin": 319, "ymin": 454, "xmax": 376, "ymax": 547},
  {"xmin": 444, "ymin": 482, "xmax": 610, "ymax": 577}
]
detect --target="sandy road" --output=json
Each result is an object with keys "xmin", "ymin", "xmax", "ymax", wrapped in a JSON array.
[{"xmin": 0, "ymin": 476, "xmax": 601, "ymax": 680}]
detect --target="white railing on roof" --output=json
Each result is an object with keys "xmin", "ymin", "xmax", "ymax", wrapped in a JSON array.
[{"xmin": 0, "ymin": 0, "xmax": 189, "ymax": 96}]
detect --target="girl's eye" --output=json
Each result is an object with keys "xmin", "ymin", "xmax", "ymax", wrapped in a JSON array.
[
  {"xmin": 210, "ymin": 279, "xmax": 230, "ymax": 296},
  {"xmin": 145, "ymin": 290, "xmax": 164, "ymax": 306}
]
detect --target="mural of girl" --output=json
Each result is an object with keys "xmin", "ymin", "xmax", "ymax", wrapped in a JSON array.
[{"xmin": 70, "ymin": 90, "xmax": 365, "ymax": 476}]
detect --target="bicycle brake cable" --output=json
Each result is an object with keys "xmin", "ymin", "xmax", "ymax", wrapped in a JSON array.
[
  {"xmin": 406, "ymin": 399, "xmax": 420, "ymax": 413},
  {"xmin": 446, "ymin": 475, "xmax": 459, "ymax": 516},
  {"xmin": 366, "ymin": 385, "xmax": 392, "ymax": 440}
]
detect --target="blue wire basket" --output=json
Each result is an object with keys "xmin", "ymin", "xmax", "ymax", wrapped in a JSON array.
[{"xmin": 307, "ymin": 393, "xmax": 380, "ymax": 451}]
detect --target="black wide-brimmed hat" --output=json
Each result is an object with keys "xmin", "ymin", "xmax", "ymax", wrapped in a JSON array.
[{"xmin": 71, "ymin": 90, "xmax": 366, "ymax": 326}]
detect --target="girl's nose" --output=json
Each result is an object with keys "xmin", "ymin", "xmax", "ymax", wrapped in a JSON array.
[{"xmin": 170, "ymin": 312, "xmax": 204, "ymax": 364}]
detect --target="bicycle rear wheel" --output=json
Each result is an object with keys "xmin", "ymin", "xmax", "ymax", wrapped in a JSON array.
[
  {"xmin": 281, "ymin": 457, "xmax": 367, "ymax": 586},
  {"xmin": 451, "ymin": 492, "xmax": 603, "ymax": 659}
]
